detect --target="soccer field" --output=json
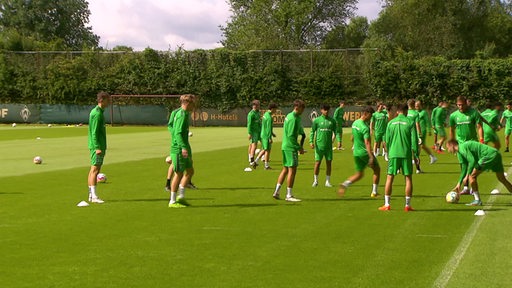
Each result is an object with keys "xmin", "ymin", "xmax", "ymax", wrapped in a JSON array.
[{"xmin": 1, "ymin": 125, "xmax": 511, "ymax": 287}]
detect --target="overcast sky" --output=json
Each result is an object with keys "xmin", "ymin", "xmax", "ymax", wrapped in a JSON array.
[{"xmin": 88, "ymin": 0, "xmax": 383, "ymax": 51}]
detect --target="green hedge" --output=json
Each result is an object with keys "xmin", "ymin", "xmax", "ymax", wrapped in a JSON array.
[{"xmin": 1, "ymin": 49, "xmax": 511, "ymax": 110}]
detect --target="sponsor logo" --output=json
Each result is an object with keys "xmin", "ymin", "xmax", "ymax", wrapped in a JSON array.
[{"xmin": 20, "ymin": 105, "xmax": 31, "ymax": 122}]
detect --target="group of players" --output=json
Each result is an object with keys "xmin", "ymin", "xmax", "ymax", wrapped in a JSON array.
[
  {"xmin": 245, "ymin": 96, "xmax": 512, "ymax": 210},
  {"xmin": 86, "ymin": 92, "xmax": 512, "ymax": 209}
]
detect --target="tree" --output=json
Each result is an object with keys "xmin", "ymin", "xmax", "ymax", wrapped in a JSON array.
[
  {"xmin": 221, "ymin": 0, "xmax": 357, "ymax": 50},
  {"xmin": 366, "ymin": 0, "xmax": 512, "ymax": 59},
  {"xmin": 323, "ymin": 16, "xmax": 369, "ymax": 48},
  {"xmin": 0, "ymin": 0, "xmax": 99, "ymax": 50}
]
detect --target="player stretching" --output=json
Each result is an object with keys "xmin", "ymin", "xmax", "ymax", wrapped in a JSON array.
[
  {"xmin": 333, "ymin": 100, "xmax": 345, "ymax": 150},
  {"xmin": 310, "ymin": 104, "xmax": 337, "ymax": 187},
  {"xmin": 447, "ymin": 140, "xmax": 512, "ymax": 206},
  {"xmin": 87, "ymin": 92, "xmax": 111, "ymax": 204},
  {"xmin": 168, "ymin": 94, "xmax": 197, "ymax": 208},
  {"xmin": 272, "ymin": 100, "xmax": 306, "ymax": 202},
  {"xmin": 260, "ymin": 102, "xmax": 278, "ymax": 170},
  {"xmin": 431, "ymin": 101, "xmax": 449, "ymax": 152},
  {"xmin": 500, "ymin": 102, "xmax": 512, "ymax": 152},
  {"xmin": 338, "ymin": 106, "xmax": 380, "ymax": 197},
  {"xmin": 247, "ymin": 100, "xmax": 262, "ymax": 168},
  {"xmin": 370, "ymin": 102, "xmax": 388, "ymax": 161},
  {"xmin": 415, "ymin": 101, "xmax": 437, "ymax": 164},
  {"xmin": 481, "ymin": 102, "xmax": 502, "ymax": 150},
  {"xmin": 379, "ymin": 103, "xmax": 418, "ymax": 212},
  {"xmin": 449, "ymin": 96, "xmax": 484, "ymax": 195}
]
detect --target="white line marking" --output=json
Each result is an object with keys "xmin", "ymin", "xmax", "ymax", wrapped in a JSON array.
[{"xmin": 432, "ymin": 168, "xmax": 509, "ymax": 288}]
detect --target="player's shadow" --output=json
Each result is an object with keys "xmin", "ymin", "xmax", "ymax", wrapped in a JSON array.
[
  {"xmin": 0, "ymin": 192, "xmax": 24, "ymax": 195},
  {"xmin": 199, "ymin": 187, "xmax": 270, "ymax": 191},
  {"xmin": 189, "ymin": 203, "xmax": 279, "ymax": 208},
  {"xmin": 417, "ymin": 207, "xmax": 506, "ymax": 212},
  {"xmin": 423, "ymin": 171, "xmax": 460, "ymax": 174}
]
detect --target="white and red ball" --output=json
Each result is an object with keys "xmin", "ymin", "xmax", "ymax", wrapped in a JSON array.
[
  {"xmin": 97, "ymin": 173, "xmax": 107, "ymax": 183},
  {"xmin": 33, "ymin": 156, "xmax": 42, "ymax": 164}
]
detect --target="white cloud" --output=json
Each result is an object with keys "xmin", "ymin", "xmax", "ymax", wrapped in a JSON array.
[{"xmin": 88, "ymin": 0, "xmax": 382, "ymax": 51}]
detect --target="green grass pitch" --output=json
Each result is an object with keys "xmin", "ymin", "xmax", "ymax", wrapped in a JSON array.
[{"xmin": 1, "ymin": 124, "xmax": 512, "ymax": 287}]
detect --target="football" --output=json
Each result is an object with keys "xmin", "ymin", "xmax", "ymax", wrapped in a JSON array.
[
  {"xmin": 97, "ymin": 173, "xmax": 107, "ymax": 183},
  {"xmin": 445, "ymin": 191, "xmax": 459, "ymax": 203},
  {"xmin": 255, "ymin": 148, "xmax": 261, "ymax": 155},
  {"xmin": 165, "ymin": 155, "xmax": 172, "ymax": 164},
  {"xmin": 188, "ymin": 131, "xmax": 193, "ymax": 137},
  {"xmin": 33, "ymin": 156, "xmax": 42, "ymax": 164},
  {"xmin": 12, "ymin": 123, "xmax": 16, "ymax": 127}
]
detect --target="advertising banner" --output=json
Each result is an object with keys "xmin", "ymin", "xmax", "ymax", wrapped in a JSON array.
[{"xmin": 0, "ymin": 104, "xmax": 40, "ymax": 123}]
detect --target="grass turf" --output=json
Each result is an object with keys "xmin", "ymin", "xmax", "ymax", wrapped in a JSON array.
[{"xmin": 1, "ymin": 125, "xmax": 511, "ymax": 287}]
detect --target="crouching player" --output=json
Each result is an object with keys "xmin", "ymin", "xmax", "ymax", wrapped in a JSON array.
[{"xmin": 447, "ymin": 139, "xmax": 512, "ymax": 206}]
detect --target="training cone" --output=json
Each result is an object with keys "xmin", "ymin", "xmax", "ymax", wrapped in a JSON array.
[
  {"xmin": 77, "ymin": 201, "xmax": 89, "ymax": 207},
  {"xmin": 244, "ymin": 167, "xmax": 253, "ymax": 172},
  {"xmin": 490, "ymin": 189, "xmax": 500, "ymax": 195},
  {"xmin": 474, "ymin": 209, "xmax": 485, "ymax": 216}
]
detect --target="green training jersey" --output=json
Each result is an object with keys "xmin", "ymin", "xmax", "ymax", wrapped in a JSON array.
[
  {"xmin": 260, "ymin": 110, "xmax": 274, "ymax": 139},
  {"xmin": 371, "ymin": 110, "xmax": 388, "ymax": 134},
  {"xmin": 456, "ymin": 141, "xmax": 499, "ymax": 184},
  {"xmin": 449, "ymin": 109, "xmax": 481, "ymax": 143},
  {"xmin": 352, "ymin": 118, "xmax": 371, "ymax": 157},
  {"xmin": 501, "ymin": 110, "xmax": 512, "ymax": 129},
  {"xmin": 167, "ymin": 108, "xmax": 178, "ymax": 134},
  {"xmin": 385, "ymin": 114, "xmax": 418, "ymax": 159},
  {"xmin": 171, "ymin": 108, "xmax": 191, "ymax": 153},
  {"xmin": 282, "ymin": 111, "xmax": 302, "ymax": 152},
  {"xmin": 430, "ymin": 106, "xmax": 440, "ymax": 127},
  {"xmin": 88, "ymin": 105, "xmax": 107, "ymax": 150},
  {"xmin": 333, "ymin": 107, "xmax": 345, "ymax": 127},
  {"xmin": 481, "ymin": 109, "xmax": 499, "ymax": 135},
  {"xmin": 309, "ymin": 115, "xmax": 336, "ymax": 150},
  {"xmin": 433, "ymin": 106, "xmax": 447, "ymax": 127},
  {"xmin": 417, "ymin": 109, "xmax": 431, "ymax": 135},
  {"xmin": 247, "ymin": 109, "xmax": 261, "ymax": 135}
]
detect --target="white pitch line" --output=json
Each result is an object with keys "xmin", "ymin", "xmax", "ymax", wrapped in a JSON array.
[{"xmin": 432, "ymin": 169, "xmax": 509, "ymax": 288}]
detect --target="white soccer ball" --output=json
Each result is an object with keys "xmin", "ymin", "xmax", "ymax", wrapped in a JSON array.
[
  {"xmin": 255, "ymin": 148, "xmax": 261, "ymax": 155},
  {"xmin": 33, "ymin": 156, "xmax": 42, "ymax": 164},
  {"xmin": 97, "ymin": 173, "xmax": 107, "ymax": 183},
  {"xmin": 12, "ymin": 123, "xmax": 16, "ymax": 127},
  {"xmin": 445, "ymin": 191, "xmax": 460, "ymax": 204},
  {"xmin": 188, "ymin": 131, "xmax": 193, "ymax": 137},
  {"xmin": 165, "ymin": 156, "xmax": 172, "ymax": 164},
  {"xmin": 47, "ymin": 124, "xmax": 52, "ymax": 127}
]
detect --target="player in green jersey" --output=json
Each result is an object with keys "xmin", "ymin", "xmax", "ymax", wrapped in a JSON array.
[
  {"xmin": 500, "ymin": 102, "xmax": 512, "ymax": 152},
  {"xmin": 333, "ymin": 100, "xmax": 345, "ymax": 150},
  {"xmin": 481, "ymin": 102, "xmax": 502, "ymax": 150},
  {"xmin": 168, "ymin": 94, "xmax": 197, "ymax": 208},
  {"xmin": 87, "ymin": 92, "xmax": 111, "ymax": 204},
  {"xmin": 447, "ymin": 139, "xmax": 512, "ymax": 206},
  {"xmin": 379, "ymin": 103, "xmax": 418, "ymax": 212},
  {"xmin": 407, "ymin": 99, "xmax": 423, "ymax": 173},
  {"xmin": 165, "ymin": 108, "xmax": 197, "ymax": 192},
  {"xmin": 260, "ymin": 102, "xmax": 278, "ymax": 170},
  {"xmin": 449, "ymin": 96, "xmax": 483, "ymax": 144},
  {"xmin": 415, "ymin": 101, "xmax": 437, "ymax": 165},
  {"xmin": 431, "ymin": 102, "xmax": 441, "ymax": 148},
  {"xmin": 272, "ymin": 100, "xmax": 306, "ymax": 202},
  {"xmin": 310, "ymin": 104, "xmax": 337, "ymax": 187},
  {"xmin": 431, "ymin": 101, "xmax": 449, "ymax": 152},
  {"xmin": 338, "ymin": 106, "xmax": 380, "ymax": 198},
  {"xmin": 370, "ymin": 102, "xmax": 388, "ymax": 161},
  {"xmin": 247, "ymin": 100, "xmax": 262, "ymax": 168}
]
